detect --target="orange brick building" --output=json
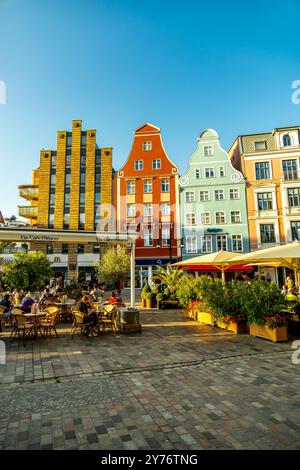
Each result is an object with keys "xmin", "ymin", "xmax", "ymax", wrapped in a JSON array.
[{"xmin": 116, "ymin": 123, "xmax": 180, "ymax": 287}]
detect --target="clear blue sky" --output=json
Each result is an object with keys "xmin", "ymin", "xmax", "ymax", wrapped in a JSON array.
[{"xmin": 1, "ymin": 0, "xmax": 300, "ymax": 217}]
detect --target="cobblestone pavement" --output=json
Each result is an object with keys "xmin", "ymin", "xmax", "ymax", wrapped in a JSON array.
[{"xmin": 0, "ymin": 310, "xmax": 299, "ymax": 450}]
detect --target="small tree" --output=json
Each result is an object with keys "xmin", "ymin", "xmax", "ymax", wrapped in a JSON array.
[
  {"xmin": 96, "ymin": 246, "xmax": 130, "ymax": 288},
  {"xmin": 3, "ymin": 251, "xmax": 53, "ymax": 291},
  {"xmin": 0, "ymin": 241, "xmax": 10, "ymax": 254}
]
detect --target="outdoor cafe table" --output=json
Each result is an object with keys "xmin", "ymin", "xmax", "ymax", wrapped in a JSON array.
[
  {"xmin": 24, "ymin": 312, "xmax": 47, "ymax": 338},
  {"xmin": 51, "ymin": 300, "xmax": 75, "ymax": 322}
]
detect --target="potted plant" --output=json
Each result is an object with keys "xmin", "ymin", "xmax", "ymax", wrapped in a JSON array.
[
  {"xmin": 141, "ymin": 282, "xmax": 151, "ymax": 308},
  {"xmin": 207, "ymin": 281, "xmax": 249, "ymax": 333},
  {"xmin": 156, "ymin": 293, "xmax": 164, "ymax": 309},
  {"xmin": 245, "ymin": 281, "xmax": 288, "ymax": 342},
  {"xmin": 145, "ymin": 292, "xmax": 156, "ymax": 309}
]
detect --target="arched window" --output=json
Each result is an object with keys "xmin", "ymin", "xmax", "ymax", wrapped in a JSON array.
[{"xmin": 283, "ymin": 134, "xmax": 292, "ymax": 146}]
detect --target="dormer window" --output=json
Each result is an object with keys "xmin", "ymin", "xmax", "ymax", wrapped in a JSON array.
[
  {"xmin": 283, "ymin": 134, "xmax": 292, "ymax": 147},
  {"xmin": 142, "ymin": 141, "xmax": 152, "ymax": 151},
  {"xmin": 254, "ymin": 141, "xmax": 267, "ymax": 151}
]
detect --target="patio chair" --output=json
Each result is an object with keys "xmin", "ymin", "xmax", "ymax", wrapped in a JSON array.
[
  {"xmin": 71, "ymin": 311, "xmax": 93, "ymax": 339},
  {"xmin": 0, "ymin": 306, "xmax": 8, "ymax": 332},
  {"xmin": 44, "ymin": 306, "xmax": 59, "ymax": 315},
  {"xmin": 38, "ymin": 311, "xmax": 59, "ymax": 339},
  {"xmin": 11, "ymin": 313, "xmax": 34, "ymax": 346},
  {"xmin": 99, "ymin": 307, "xmax": 117, "ymax": 335}
]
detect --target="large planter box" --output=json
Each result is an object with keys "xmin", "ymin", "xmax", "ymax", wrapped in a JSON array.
[
  {"xmin": 216, "ymin": 320, "xmax": 248, "ymax": 334},
  {"xmin": 196, "ymin": 311, "xmax": 214, "ymax": 325},
  {"xmin": 249, "ymin": 324, "xmax": 288, "ymax": 342},
  {"xmin": 161, "ymin": 300, "xmax": 179, "ymax": 310}
]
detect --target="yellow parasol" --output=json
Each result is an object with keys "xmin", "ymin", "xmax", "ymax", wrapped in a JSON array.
[
  {"xmin": 173, "ymin": 250, "xmax": 242, "ymax": 283},
  {"xmin": 229, "ymin": 242, "xmax": 300, "ymax": 288}
]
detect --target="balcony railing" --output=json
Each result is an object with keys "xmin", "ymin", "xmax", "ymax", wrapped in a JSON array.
[
  {"xmin": 18, "ymin": 205, "xmax": 38, "ymax": 219},
  {"xmin": 19, "ymin": 185, "xmax": 39, "ymax": 200}
]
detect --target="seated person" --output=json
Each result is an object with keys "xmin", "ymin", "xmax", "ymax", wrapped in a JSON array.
[
  {"xmin": 285, "ymin": 289, "xmax": 299, "ymax": 303},
  {"xmin": 115, "ymin": 289, "xmax": 125, "ymax": 306},
  {"xmin": 103, "ymin": 292, "xmax": 118, "ymax": 306},
  {"xmin": 77, "ymin": 295, "xmax": 98, "ymax": 328},
  {"xmin": 89, "ymin": 290, "xmax": 99, "ymax": 302},
  {"xmin": 0, "ymin": 294, "xmax": 14, "ymax": 317},
  {"xmin": 19, "ymin": 293, "xmax": 35, "ymax": 313},
  {"xmin": 38, "ymin": 288, "xmax": 55, "ymax": 307}
]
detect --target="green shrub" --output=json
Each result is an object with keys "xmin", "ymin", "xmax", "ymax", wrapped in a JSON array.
[
  {"xmin": 244, "ymin": 280, "xmax": 287, "ymax": 328},
  {"xmin": 156, "ymin": 293, "xmax": 164, "ymax": 302},
  {"xmin": 141, "ymin": 282, "xmax": 151, "ymax": 299}
]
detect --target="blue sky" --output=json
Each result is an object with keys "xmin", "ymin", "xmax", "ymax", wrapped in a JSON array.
[{"xmin": 0, "ymin": 0, "xmax": 300, "ymax": 216}]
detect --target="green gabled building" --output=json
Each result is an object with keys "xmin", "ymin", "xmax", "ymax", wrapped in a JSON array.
[{"xmin": 180, "ymin": 129, "xmax": 250, "ymax": 260}]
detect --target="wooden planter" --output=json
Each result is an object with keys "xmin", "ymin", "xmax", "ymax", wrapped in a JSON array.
[
  {"xmin": 196, "ymin": 311, "xmax": 214, "ymax": 325},
  {"xmin": 216, "ymin": 320, "xmax": 248, "ymax": 334},
  {"xmin": 145, "ymin": 299, "xmax": 156, "ymax": 309},
  {"xmin": 249, "ymin": 324, "xmax": 288, "ymax": 342}
]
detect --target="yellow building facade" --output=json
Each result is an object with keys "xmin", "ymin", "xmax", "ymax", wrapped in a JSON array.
[
  {"xmin": 18, "ymin": 120, "xmax": 114, "ymax": 281},
  {"xmin": 229, "ymin": 126, "xmax": 300, "ymax": 250}
]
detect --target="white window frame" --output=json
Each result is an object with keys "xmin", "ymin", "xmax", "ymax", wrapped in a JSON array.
[
  {"xmin": 135, "ymin": 160, "xmax": 143, "ymax": 171},
  {"xmin": 186, "ymin": 236, "xmax": 197, "ymax": 254},
  {"xmin": 144, "ymin": 203, "xmax": 153, "ymax": 217},
  {"xmin": 127, "ymin": 204, "xmax": 136, "ymax": 217},
  {"xmin": 205, "ymin": 167, "xmax": 215, "ymax": 178},
  {"xmin": 161, "ymin": 203, "xmax": 170, "ymax": 216},
  {"xmin": 127, "ymin": 181, "xmax": 135, "ymax": 195},
  {"xmin": 185, "ymin": 213, "xmax": 196, "ymax": 226},
  {"xmin": 185, "ymin": 191, "xmax": 196, "ymax": 203},
  {"xmin": 200, "ymin": 212, "xmax": 211, "ymax": 225},
  {"xmin": 231, "ymin": 234, "xmax": 243, "ymax": 252},
  {"xmin": 259, "ymin": 223, "xmax": 276, "ymax": 244},
  {"xmin": 202, "ymin": 235, "xmax": 212, "ymax": 253},
  {"xmin": 161, "ymin": 179, "xmax": 170, "ymax": 193},
  {"xmin": 142, "ymin": 141, "xmax": 152, "ymax": 151},
  {"xmin": 162, "ymin": 224, "xmax": 170, "ymax": 246},
  {"xmin": 215, "ymin": 211, "xmax": 226, "ymax": 224},
  {"xmin": 230, "ymin": 210, "xmax": 241, "ymax": 224},
  {"xmin": 219, "ymin": 166, "xmax": 225, "ymax": 177},
  {"xmin": 143, "ymin": 179, "xmax": 152, "ymax": 193},
  {"xmin": 195, "ymin": 168, "xmax": 201, "ymax": 179},
  {"xmin": 216, "ymin": 234, "xmax": 227, "ymax": 251},
  {"xmin": 214, "ymin": 189, "xmax": 225, "ymax": 201},
  {"xmin": 229, "ymin": 188, "xmax": 240, "ymax": 200},
  {"xmin": 143, "ymin": 225, "xmax": 154, "ymax": 247},
  {"xmin": 199, "ymin": 190, "xmax": 210, "ymax": 202},
  {"xmin": 254, "ymin": 160, "xmax": 272, "ymax": 181},
  {"xmin": 152, "ymin": 159, "xmax": 161, "ymax": 170},
  {"xmin": 204, "ymin": 145, "xmax": 214, "ymax": 156}
]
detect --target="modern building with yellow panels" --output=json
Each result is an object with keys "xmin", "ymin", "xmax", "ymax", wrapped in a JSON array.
[
  {"xmin": 18, "ymin": 120, "xmax": 114, "ymax": 281},
  {"xmin": 229, "ymin": 126, "xmax": 300, "ymax": 251}
]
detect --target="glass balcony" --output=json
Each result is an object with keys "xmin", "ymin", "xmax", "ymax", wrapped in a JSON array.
[
  {"xmin": 18, "ymin": 205, "xmax": 38, "ymax": 219},
  {"xmin": 19, "ymin": 185, "xmax": 39, "ymax": 200}
]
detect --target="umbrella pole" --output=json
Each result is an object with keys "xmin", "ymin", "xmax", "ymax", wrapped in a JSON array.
[
  {"xmin": 294, "ymin": 267, "xmax": 300, "ymax": 290},
  {"xmin": 221, "ymin": 267, "xmax": 225, "ymax": 285}
]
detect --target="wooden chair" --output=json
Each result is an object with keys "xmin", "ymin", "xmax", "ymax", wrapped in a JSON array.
[
  {"xmin": 11, "ymin": 313, "xmax": 34, "ymax": 346},
  {"xmin": 44, "ymin": 306, "xmax": 59, "ymax": 315},
  {"xmin": 71, "ymin": 311, "xmax": 93, "ymax": 338},
  {"xmin": 38, "ymin": 312, "xmax": 59, "ymax": 339},
  {"xmin": 99, "ymin": 307, "xmax": 117, "ymax": 335},
  {"xmin": 0, "ymin": 306, "xmax": 8, "ymax": 332}
]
